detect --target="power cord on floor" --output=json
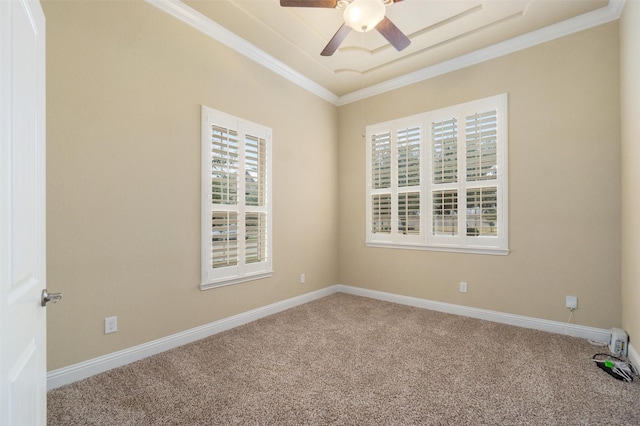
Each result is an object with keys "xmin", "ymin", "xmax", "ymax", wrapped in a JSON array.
[
  {"xmin": 564, "ymin": 312, "xmax": 637, "ymax": 383},
  {"xmin": 592, "ymin": 353, "xmax": 638, "ymax": 383}
]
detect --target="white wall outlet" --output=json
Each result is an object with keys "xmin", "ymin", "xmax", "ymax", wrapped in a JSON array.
[
  {"xmin": 105, "ymin": 316, "xmax": 117, "ymax": 334},
  {"xmin": 300, "ymin": 273, "xmax": 305, "ymax": 284},
  {"xmin": 459, "ymin": 281, "xmax": 468, "ymax": 293},
  {"xmin": 566, "ymin": 295, "xmax": 578, "ymax": 310}
]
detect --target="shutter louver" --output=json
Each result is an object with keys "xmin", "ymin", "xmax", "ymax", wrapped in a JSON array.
[
  {"xmin": 398, "ymin": 192, "xmax": 420, "ymax": 234},
  {"xmin": 432, "ymin": 190, "xmax": 458, "ymax": 236},
  {"xmin": 432, "ymin": 118, "xmax": 458, "ymax": 184},
  {"xmin": 211, "ymin": 211, "xmax": 238, "ymax": 268},
  {"xmin": 466, "ymin": 187, "xmax": 498, "ymax": 236},
  {"xmin": 372, "ymin": 194, "xmax": 391, "ymax": 234},
  {"xmin": 245, "ymin": 212, "xmax": 266, "ymax": 264},
  {"xmin": 245, "ymin": 135, "xmax": 266, "ymax": 207},
  {"xmin": 371, "ymin": 132, "xmax": 391, "ymax": 189},
  {"xmin": 211, "ymin": 125, "xmax": 239, "ymax": 204},
  {"xmin": 245, "ymin": 133, "xmax": 267, "ymax": 265},
  {"xmin": 397, "ymin": 126, "xmax": 421, "ymax": 187},
  {"xmin": 466, "ymin": 110, "xmax": 498, "ymax": 182}
]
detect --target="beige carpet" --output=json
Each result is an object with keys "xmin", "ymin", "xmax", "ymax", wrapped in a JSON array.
[{"xmin": 48, "ymin": 293, "xmax": 640, "ymax": 425}]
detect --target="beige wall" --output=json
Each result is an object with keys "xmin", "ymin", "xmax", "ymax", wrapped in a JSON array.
[
  {"xmin": 45, "ymin": 0, "xmax": 626, "ymax": 372},
  {"xmin": 44, "ymin": 1, "xmax": 338, "ymax": 370},
  {"xmin": 338, "ymin": 22, "xmax": 622, "ymax": 329},
  {"xmin": 621, "ymin": 1, "xmax": 640, "ymax": 350}
]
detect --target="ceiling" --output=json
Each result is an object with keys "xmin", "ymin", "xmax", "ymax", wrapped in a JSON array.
[{"xmin": 152, "ymin": 0, "xmax": 622, "ymax": 104}]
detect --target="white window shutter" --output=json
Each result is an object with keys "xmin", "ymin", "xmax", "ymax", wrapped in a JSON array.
[
  {"xmin": 371, "ymin": 131, "xmax": 391, "ymax": 190},
  {"xmin": 432, "ymin": 117, "xmax": 458, "ymax": 184},
  {"xmin": 366, "ymin": 94, "xmax": 508, "ymax": 254},
  {"xmin": 466, "ymin": 110, "xmax": 498, "ymax": 182},
  {"xmin": 202, "ymin": 106, "xmax": 273, "ymax": 289}
]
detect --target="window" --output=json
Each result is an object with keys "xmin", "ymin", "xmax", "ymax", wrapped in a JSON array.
[
  {"xmin": 366, "ymin": 94, "xmax": 508, "ymax": 254},
  {"xmin": 201, "ymin": 106, "xmax": 272, "ymax": 289}
]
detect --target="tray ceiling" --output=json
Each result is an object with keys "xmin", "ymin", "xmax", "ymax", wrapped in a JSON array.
[{"xmin": 154, "ymin": 0, "xmax": 620, "ymax": 103}]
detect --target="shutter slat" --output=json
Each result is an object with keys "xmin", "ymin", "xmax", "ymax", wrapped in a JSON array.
[
  {"xmin": 398, "ymin": 192, "xmax": 420, "ymax": 234},
  {"xmin": 466, "ymin": 187, "xmax": 498, "ymax": 236},
  {"xmin": 245, "ymin": 134, "xmax": 266, "ymax": 207},
  {"xmin": 211, "ymin": 211, "xmax": 239, "ymax": 268},
  {"xmin": 432, "ymin": 190, "xmax": 458, "ymax": 236},
  {"xmin": 398, "ymin": 126, "xmax": 421, "ymax": 188},
  {"xmin": 371, "ymin": 132, "xmax": 392, "ymax": 189},
  {"xmin": 466, "ymin": 110, "xmax": 498, "ymax": 182},
  {"xmin": 432, "ymin": 118, "xmax": 458, "ymax": 184},
  {"xmin": 211, "ymin": 125, "xmax": 240, "ymax": 205},
  {"xmin": 372, "ymin": 194, "xmax": 392, "ymax": 234},
  {"xmin": 245, "ymin": 212, "xmax": 267, "ymax": 264}
]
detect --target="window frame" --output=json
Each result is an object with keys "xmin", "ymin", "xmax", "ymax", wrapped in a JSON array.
[
  {"xmin": 201, "ymin": 106, "xmax": 273, "ymax": 290},
  {"xmin": 365, "ymin": 93, "xmax": 509, "ymax": 255}
]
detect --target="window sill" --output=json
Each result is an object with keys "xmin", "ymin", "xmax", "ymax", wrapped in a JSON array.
[
  {"xmin": 200, "ymin": 271, "xmax": 273, "ymax": 291},
  {"xmin": 366, "ymin": 242, "xmax": 509, "ymax": 256}
]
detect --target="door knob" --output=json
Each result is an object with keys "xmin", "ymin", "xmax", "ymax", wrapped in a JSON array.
[{"xmin": 41, "ymin": 289, "xmax": 62, "ymax": 307}]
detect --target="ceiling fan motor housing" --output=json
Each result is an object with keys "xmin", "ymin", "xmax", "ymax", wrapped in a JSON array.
[
  {"xmin": 336, "ymin": 0, "xmax": 394, "ymax": 8},
  {"xmin": 279, "ymin": 0, "xmax": 408, "ymax": 56},
  {"xmin": 343, "ymin": 0, "xmax": 386, "ymax": 32}
]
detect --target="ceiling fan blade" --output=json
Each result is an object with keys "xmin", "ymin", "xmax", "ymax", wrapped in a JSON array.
[
  {"xmin": 321, "ymin": 24, "xmax": 351, "ymax": 56},
  {"xmin": 376, "ymin": 16, "xmax": 410, "ymax": 52},
  {"xmin": 280, "ymin": 0, "xmax": 337, "ymax": 7}
]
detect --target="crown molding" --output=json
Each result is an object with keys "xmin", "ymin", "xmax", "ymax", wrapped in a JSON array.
[
  {"xmin": 145, "ymin": 0, "xmax": 339, "ymax": 105},
  {"xmin": 146, "ymin": 0, "xmax": 624, "ymax": 107},
  {"xmin": 337, "ymin": 0, "xmax": 625, "ymax": 106}
]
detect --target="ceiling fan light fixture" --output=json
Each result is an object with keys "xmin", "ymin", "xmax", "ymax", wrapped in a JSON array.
[{"xmin": 343, "ymin": 0, "xmax": 386, "ymax": 32}]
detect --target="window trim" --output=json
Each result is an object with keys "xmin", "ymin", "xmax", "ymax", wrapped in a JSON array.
[
  {"xmin": 201, "ymin": 106, "xmax": 273, "ymax": 290},
  {"xmin": 365, "ymin": 94, "xmax": 509, "ymax": 255}
]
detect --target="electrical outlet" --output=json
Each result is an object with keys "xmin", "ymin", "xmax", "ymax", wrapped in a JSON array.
[
  {"xmin": 566, "ymin": 295, "xmax": 578, "ymax": 310},
  {"xmin": 105, "ymin": 316, "xmax": 117, "ymax": 334},
  {"xmin": 300, "ymin": 273, "xmax": 305, "ymax": 284},
  {"xmin": 459, "ymin": 281, "xmax": 468, "ymax": 293}
]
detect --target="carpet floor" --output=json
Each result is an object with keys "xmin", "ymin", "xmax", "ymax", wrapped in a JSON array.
[{"xmin": 48, "ymin": 293, "xmax": 640, "ymax": 425}]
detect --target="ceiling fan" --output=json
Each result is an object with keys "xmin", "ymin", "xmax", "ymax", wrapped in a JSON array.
[{"xmin": 279, "ymin": 0, "xmax": 411, "ymax": 56}]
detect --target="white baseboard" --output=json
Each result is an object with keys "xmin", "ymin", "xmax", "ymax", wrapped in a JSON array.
[
  {"xmin": 47, "ymin": 286, "xmax": 336, "ymax": 390},
  {"xmin": 334, "ymin": 284, "xmax": 611, "ymax": 343},
  {"xmin": 47, "ymin": 284, "xmax": 612, "ymax": 390}
]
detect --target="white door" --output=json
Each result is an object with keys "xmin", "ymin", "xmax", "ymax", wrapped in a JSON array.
[{"xmin": 1, "ymin": 0, "xmax": 49, "ymax": 425}]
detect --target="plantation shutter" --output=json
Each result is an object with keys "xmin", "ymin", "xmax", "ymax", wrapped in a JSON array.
[
  {"xmin": 432, "ymin": 190, "xmax": 458, "ymax": 236},
  {"xmin": 365, "ymin": 94, "xmax": 507, "ymax": 254},
  {"xmin": 210, "ymin": 124, "xmax": 239, "ymax": 269},
  {"xmin": 211, "ymin": 211, "xmax": 238, "ymax": 268},
  {"xmin": 367, "ymin": 118, "xmax": 422, "ymax": 243},
  {"xmin": 398, "ymin": 192, "xmax": 420, "ymax": 235},
  {"xmin": 465, "ymin": 108, "xmax": 499, "ymax": 238},
  {"xmin": 244, "ymin": 134, "xmax": 267, "ymax": 264},
  {"xmin": 202, "ymin": 106, "xmax": 273, "ymax": 289},
  {"xmin": 397, "ymin": 126, "xmax": 420, "ymax": 187},
  {"xmin": 370, "ymin": 131, "xmax": 392, "ymax": 235},
  {"xmin": 431, "ymin": 117, "xmax": 458, "ymax": 237},
  {"xmin": 397, "ymin": 126, "xmax": 421, "ymax": 235},
  {"xmin": 466, "ymin": 110, "xmax": 498, "ymax": 181},
  {"xmin": 466, "ymin": 188, "xmax": 497, "ymax": 237},
  {"xmin": 372, "ymin": 194, "xmax": 391, "ymax": 234},
  {"xmin": 371, "ymin": 131, "xmax": 391, "ymax": 190},
  {"xmin": 211, "ymin": 125, "xmax": 239, "ymax": 204},
  {"xmin": 432, "ymin": 118, "xmax": 458, "ymax": 184}
]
